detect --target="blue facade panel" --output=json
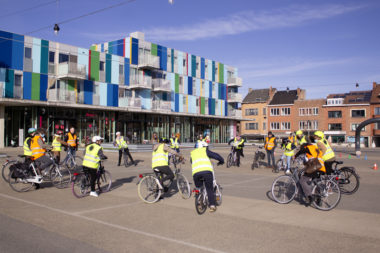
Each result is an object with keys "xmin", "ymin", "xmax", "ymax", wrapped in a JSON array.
[
  {"xmin": 117, "ymin": 39, "xmax": 124, "ymax": 57},
  {"xmin": 23, "ymin": 71, "xmax": 32, "ymax": 100},
  {"xmin": 209, "ymin": 81, "xmax": 212, "ymax": 98},
  {"xmin": 113, "ymin": 84, "xmax": 118, "ymax": 107},
  {"xmin": 124, "ymin": 58, "xmax": 130, "ymax": 86},
  {"xmin": 131, "ymin": 38, "xmax": 138, "ymax": 65},
  {"xmin": 160, "ymin": 46, "xmax": 167, "ymax": 71},
  {"xmin": 12, "ymin": 33, "xmax": 24, "ymax": 71},
  {"xmin": 39, "ymin": 74, "xmax": 47, "ymax": 101},
  {"xmin": 5, "ymin": 69, "xmax": 14, "ymax": 98},
  {"xmin": 0, "ymin": 31, "xmax": 12, "ymax": 69},
  {"xmin": 107, "ymin": 83, "xmax": 113, "ymax": 107},
  {"xmin": 201, "ymin": 58, "xmax": 205, "ymax": 79},
  {"xmin": 187, "ymin": 77, "xmax": 192, "ymax": 95},
  {"xmin": 84, "ymin": 80, "xmax": 93, "ymax": 105},
  {"xmin": 175, "ymin": 93, "xmax": 179, "ymax": 112}
]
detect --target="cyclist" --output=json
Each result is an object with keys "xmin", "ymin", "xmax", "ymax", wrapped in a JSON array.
[
  {"xmin": 191, "ymin": 141, "xmax": 224, "ymax": 212},
  {"xmin": 82, "ymin": 136, "xmax": 108, "ymax": 197},
  {"xmin": 195, "ymin": 134, "xmax": 204, "ymax": 148},
  {"xmin": 295, "ymin": 130, "xmax": 308, "ymax": 146},
  {"xmin": 52, "ymin": 130, "xmax": 67, "ymax": 164},
  {"xmin": 314, "ymin": 131, "xmax": 335, "ymax": 174},
  {"xmin": 24, "ymin": 128, "xmax": 36, "ymax": 159},
  {"xmin": 228, "ymin": 134, "xmax": 245, "ymax": 167},
  {"xmin": 265, "ymin": 131, "xmax": 277, "ymax": 169},
  {"xmin": 287, "ymin": 132, "xmax": 297, "ymax": 146},
  {"xmin": 152, "ymin": 137, "xmax": 184, "ymax": 193},
  {"xmin": 114, "ymin": 132, "xmax": 136, "ymax": 166},
  {"xmin": 295, "ymin": 141, "xmax": 326, "ymax": 205},
  {"xmin": 281, "ymin": 139, "xmax": 296, "ymax": 174},
  {"xmin": 170, "ymin": 133, "xmax": 181, "ymax": 153},
  {"xmin": 65, "ymin": 127, "xmax": 78, "ymax": 158}
]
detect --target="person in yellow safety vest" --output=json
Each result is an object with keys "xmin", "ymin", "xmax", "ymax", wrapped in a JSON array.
[
  {"xmin": 264, "ymin": 131, "xmax": 277, "ymax": 169},
  {"xmin": 114, "ymin": 132, "xmax": 136, "ymax": 167},
  {"xmin": 82, "ymin": 136, "xmax": 108, "ymax": 197},
  {"xmin": 170, "ymin": 133, "xmax": 181, "ymax": 153},
  {"xmin": 24, "ymin": 128, "xmax": 36, "ymax": 157},
  {"xmin": 295, "ymin": 130, "xmax": 308, "ymax": 147},
  {"xmin": 228, "ymin": 134, "xmax": 245, "ymax": 167},
  {"xmin": 288, "ymin": 132, "xmax": 297, "ymax": 146},
  {"xmin": 191, "ymin": 141, "xmax": 224, "ymax": 212},
  {"xmin": 31, "ymin": 128, "xmax": 53, "ymax": 188},
  {"xmin": 152, "ymin": 137, "xmax": 183, "ymax": 193},
  {"xmin": 195, "ymin": 134, "xmax": 204, "ymax": 148},
  {"xmin": 281, "ymin": 139, "xmax": 296, "ymax": 175},
  {"xmin": 64, "ymin": 127, "xmax": 78, "ymax": 157},
  {"xmin": 295, "ymin": 141, "xmax": 326, "ymax": 205},
  {"xmin": 314, "ymin": 131, "xmax": 335, "ymax": 174},
  {"xmin": 52, "ymin": 130, "xmax": 68, "ymax": 164}
]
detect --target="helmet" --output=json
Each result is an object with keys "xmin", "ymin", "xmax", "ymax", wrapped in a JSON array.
[
  {"xmin": 28, "ymin": 128, "xmax": 36, "ymax": 134},
  {"xmin": 159, "ymin": 137, "xmax": 169, "ymax": 144},
  {"xmin": 314, "ymin": 131, "xmax": 324, "ymax": 139},
  {"xmin": 115, "ymin": 131, "xmax": 121, "ymax": 136},
  {"xmin": 55, "ymin": 130, "xmax": 63, "ymax": 136},
  {"xmin": 92, "ymin": 136, "xmax": 104, "ymax": 142},
  {"xmin": 296, "ymin": 130, "xmax": 303, "ymax": 135}
]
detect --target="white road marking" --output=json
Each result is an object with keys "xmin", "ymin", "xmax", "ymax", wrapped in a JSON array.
[
  {"xmin": 73, "ymin": 201, "xmax": 142, "ymax": 215},
  {"xmin": 222, "ymin": 177, "xmax": 269, "ymax": 187},
  {"xmin": 0, "ymin": 193, "xmax": 226, "ymax": 253}
]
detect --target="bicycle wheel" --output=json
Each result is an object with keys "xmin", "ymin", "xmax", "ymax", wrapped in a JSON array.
[
  {"xmin": 8, "ymin": 170, "xmax": 34, "ymax": 192},
  {"xmin": 195, "ymin": 191, "xmax": 207, "ymax": 215},
  {"xmin": 215, "ymin": 184, "xmax": 222, "ymax": 206},
  {"xmin": 176, "ymin": 173, "xmax": 191, "ymax": 199},
  {"xmin": 276, "ymin": 159, "xmax": 285, "ymax": 171},
  {"xmin": 226, "ymin": 154, "xmax": 232, "ymax": 168},
  {"xmin": 2, "ymin": 160, "xmax": 17, "ymax": 183},
  {"xmin": 137, "ymin": 175, "xmax": 162, "ymax": 203},
  {"xmin": 97, "ymin": 170, "xmax": 112, "ymax": 193},
  {"xmin": 50, "ymin": 165, "xmax": 72, "ymax": 189},
  {"xmin": 72, "ymin": 174, "xmax": 90, "ymax": 198},
  {"xmin": 338, "ymin": 167, "xmax": 360, "ymax": 195},
  {"xmin": 271, "ymin": 175, "xmax": 297, "ymax": 204},
  {"xmin": 123, "ymin": 152, "xmax": 129, "ymax": 167},
  {"xmin": 312, "ymin": 179, "xmax": 341, "ymax": 211}
]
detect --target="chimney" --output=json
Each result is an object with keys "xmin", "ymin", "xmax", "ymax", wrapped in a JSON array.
[
  {"xmin": 249, "ymin": 88, "xmax": 253, "ymax": 93},
  {"xmin": 269, "ymin": 86, "xmax": 275, "ymax": 100},
  {"xmin": 374, "ymin": 82, "xmax": 378, "ymax": 89},
  {"xmin": 297, "ymin": 88, "xmax": 306, "ymax": 100}
]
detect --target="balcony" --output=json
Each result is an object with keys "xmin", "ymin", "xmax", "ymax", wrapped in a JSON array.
[
  {"xmin": 227, "ymin": 92, "xmax": 242, "ymax": 103},
  {"xmin": 138, "ymin": 54, "xmax": 160, "ymax": 69},
  {"xmin": 48, "ymin": 63, "xmax": 56, "ymax": 75},
  {"xmin": 129, "ymin": 98, "xmax": 142, "ymax": 108},
  {"xmin": 57, "ymin": 62, "xmax": 86, "ymax": 80},
  {"xmin": 227, "ymin": 77, "xmax": 242, "ymax": 87},
  {"xmin": 152, "ymin": 100, "xmax": 171, "ymax": 112},
  {"xmin": 48, "ymin": 89, "xmax": 76, "ymax": 103},
  {"xmin": 129, "ymin": 74, "xmax": 152, "ymax": 89},
  {"xmin": 152, "ymin": 78, "xmax": 171, "ymax": 92},
  {"xmin": 228, "ymin": 109, "xmax": 242, "ymax": 118}
]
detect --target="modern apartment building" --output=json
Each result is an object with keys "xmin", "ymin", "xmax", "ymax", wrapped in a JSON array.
[{"xmin": 0, "ymin": 30, "xmax": 242, "ymax": 147}]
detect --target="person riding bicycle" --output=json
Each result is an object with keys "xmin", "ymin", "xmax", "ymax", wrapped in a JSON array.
[
  {"xmin": 52, "ymin": 130, "xmax": 67, "ymax": 164},
  {"xmin": 191, "ymin": 141, "xmax": 224, "ymax": 212},
  {"xmin": 114, "ymin": 132, "xmax": 136, "ymax": 166},
  {"xmin": 64, "ymin": 127, "xmax": 78, "ymax": 158},
  {"xmin": 265, "ymin": 131, "xmax": 277, "ymax": 169},
  {"xmin": 295, "ymin": 140, "xmax": 326, "ymax": 205},
  {"xmin": 195, "ymin": 134, "xmax": 205, "ymax": 148},
  {"xmin": 314, "ymin": 131, "xmax": 335, "ymax": 174},
  {"xmin": 281, "ymin": 139, "xmax": 296, "ymax": 174},
  {"xmin": 152, "ymin": 137, "xmax": 184, "ymax": 193},
  {"xmin": 82, "ymin": 136, "xmax": 108, "ymax": 197},
  {"xmin": 170, "ymin": 133, "xmax": 181, "ymax": 153},
  {"xmin": 227, "ymin": 134, "xmax": 245, "ymax": 167},
  {"xmin": 287, "ymin": 132, "xmax": 297, "ymax": 146},
  {"xmin": 31, "ymin": 128, "xmax": 53, "ymax": 188},
  {"xmin": 295, "ymin": 130, "xmax": 308, "ymax": 147},
  {"xmin": 24, "ymin": 128, "xmax": 36, "ymax": 160}
]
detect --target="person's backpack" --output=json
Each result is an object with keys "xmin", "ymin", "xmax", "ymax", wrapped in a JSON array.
[{"xmin": 9, "ymin": 162, "xmax": 31, "ymax": 179}]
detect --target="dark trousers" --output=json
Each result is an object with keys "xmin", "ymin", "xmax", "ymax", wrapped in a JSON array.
[
  {"xmin": 118, "ymin": 148, "xmax": 134, "ymax": 165},
  {"xmin": 325, "ymin": 160, "xmax": 335, "ymax": 174},
  {"xmin": 154, "ymin": 166, "xmax": 175, "ymax": 187},
  {"xmin": 193, "ymin": 171, "xmax": 215, "ymax": 206},
  {"xmin": 233, "ymin": 148, "xmax": 243, "ymax": 166},
  {"xmin": 84, "ymin": 166, "xmax": 97, "ymax": 192},
  {"xmin": 266, "ymin": 149, "xmax": 275, "ymax": 167}
]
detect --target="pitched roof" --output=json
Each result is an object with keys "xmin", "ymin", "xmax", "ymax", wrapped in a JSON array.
[
  {"xmin": 327, "ymin": 90, "xmax": 372, "ymax": 104},
  {"xmin": 269, "ymin": 89, "xmax": 299, "ymax": 105},
  {"xmin": 242, "ymin": 89, "xmax": 270, "ymax": 103}
]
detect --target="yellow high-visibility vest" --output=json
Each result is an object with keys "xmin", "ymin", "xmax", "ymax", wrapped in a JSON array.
[
  {"xmin": 52, "ymin": 137, "xmax": 62, "ymax": 152},
  {"xmin": 82, "ymin": 143, "xmax": 102, "ymax": 169},
  {"xmin": 23, "ymin": 137, "xmax": 32, "ymax": 156},
  {"xmin": 152, "ymin": 144, "xmax": 168, "ymax": 169},
  {"xmin": 191, "ymin": 147, "xmax": 213, "ymax": 176}
]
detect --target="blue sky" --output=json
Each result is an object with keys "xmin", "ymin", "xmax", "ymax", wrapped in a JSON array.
[{"xmin": 1, "ymin": 0, "xmax": 380, "ymax": 99}]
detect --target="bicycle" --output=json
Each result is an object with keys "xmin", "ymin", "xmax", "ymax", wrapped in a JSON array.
[
  {"xmin": 271, "ymin": 166, "xmax": 341, "ymax": 211},
  {"xmin": 193, "ymin": 166, "xmax": 223, "ymax": 215},
  {"xmin": 329, "ymin": 161, "xmax": 360, "ymax": 195},
  {"xmin": 251, "ymin": 145, "xmax": 265, "ymax": 170},
  {"xmin": 226, "ymin": 146, "xmax": 238, "ymax": 168},
  {"xmin": 71, "ymin": 160, "xmax": 112, "ymax": 198},
  {"xmin": 8, "ymin": 152, "xmax": 72, "ymax": 192},
  {"xmin": 2, "ymin": 156, "xmax": 25, "ymax": 183},
  {"xmin": 137, "ymin": 158, "xmax": 191, "ymax": 203},
  {"xmin": 61, "ymin": 148, "xmax": 83, "ymax": 171}
]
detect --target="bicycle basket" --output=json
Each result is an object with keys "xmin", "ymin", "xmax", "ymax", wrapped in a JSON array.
[
  {"xmin": 304, "ymin": 158, "xmax": 322, "ymax": 174},
  {"xmin": 9, "ymin": 162, "xmax": 30, "ymax": 179}
]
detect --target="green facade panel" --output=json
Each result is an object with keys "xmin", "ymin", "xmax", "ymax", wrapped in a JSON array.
[
  {"xmin": 175, "ymin": 73, "xmax": 179, "ymax": 93},
  {"xmin": 40, "ymin": 40, "xmax": 49, "ymax": 74},
  {"xmin": 151, "ymin": 43, "xmax": 157, "ymax": 56},
  {"xmin": 219, "ymin": 63, "xmax": 224, "ymax": 84},
  {"xmin": 31, "ymin": 73, "xmax": 40, "ymax": 100},
  {"xmin": 90, "ymin": 50, "xmax": 100, "ymax": 81},
  {"xmin": 68, "ymin": 80, "xmax": 75, "ymax": 91},
  {"xmin": 201, "ymin": 97, "xmax": 205, "ymax": 115}
]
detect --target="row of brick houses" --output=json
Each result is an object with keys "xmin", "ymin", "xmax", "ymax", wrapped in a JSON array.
[{"xmin": 241, "ymin": 82, "xmax": 380, "ymax": 147}]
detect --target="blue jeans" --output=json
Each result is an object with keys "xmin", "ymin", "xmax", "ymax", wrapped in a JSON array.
[{"xmin": 282, "ymin": 154, "xmax": 292, "ymax": 170}]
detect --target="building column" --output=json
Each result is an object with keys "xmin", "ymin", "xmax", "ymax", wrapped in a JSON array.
[{"xmin": 0, "ymin": 105, "xmax": 4, "ymax": 148}]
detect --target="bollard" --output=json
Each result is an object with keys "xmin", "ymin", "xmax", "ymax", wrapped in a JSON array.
[{"xmin": 365, "ymin": 154, "xmax": 367, "ymax": 160}]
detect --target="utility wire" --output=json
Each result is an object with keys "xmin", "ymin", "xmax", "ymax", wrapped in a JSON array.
[{"xmin": 0, "ymin": 0, "xmax": 57, "ymax": 19}]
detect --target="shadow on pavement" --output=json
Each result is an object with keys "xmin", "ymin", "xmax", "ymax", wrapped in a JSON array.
[{"xmin": 111, "ymin": 176, "xmax": 136, "ymax": 190}]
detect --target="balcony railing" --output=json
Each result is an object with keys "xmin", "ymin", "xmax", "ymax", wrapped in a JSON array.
[
  {"xmin": 227, "ymin": 92, "xmax": 242, "ymax": 103},
  {"xmin": 93, "ymin": 95, "xmax": 100, "ymax": 106},
  {"xmin": 57, "ymin": 62, "xmax": 86, "ymax": 80},
  {"xmin": 48, "ymin": 63, "xmax": 56, "ymax": 75},
  {"xmin": 13, "ymin": 86, "xmax": 22, "ymax": 99},
  {"xmin": 227, "ymin": 77, "xmax": 242, "ymax": 87},
  {"xmin": 48, "ymin": 89, "xmax": 76, "ymax": 103},
  {"xmin": 130, "ymin": 74, "xmax": 152, "ymax": 89},
  {"xmin": 138, "ymin": 54, "xmax": 160, "ymax": 69},
  {"xmin": 119, "ymin": 75, "xmax": 125, "ymax": 85},
  {"xmin": 0, "ymin": 83, "xmax": 4, "ymax": 98},
  {"xmin": 129, "ymin": 98, "xmax": 142, "ymax": 108},
  {"xmin": 152, "ymin": 100, "xmax": 171, "ymax": 111},
  {"xmin": 152, "ymin": 78, "xmax": 171, "ymax": 92},
  {"xmin": 228, "ymin": 109, "xmax": 242, "ymax": 118}
]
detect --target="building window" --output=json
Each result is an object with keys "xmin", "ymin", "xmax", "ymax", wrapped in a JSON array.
[
  {"xmin": 375, "ymin": 107, "xmax": 380, "ymax": 115},
  {"xmin": 100, "ymin": 61, "xmax": 104, "ymax": 71},
  {"xmin": 281, "ymin": 108, "xmax": 290, "ymax": 116},
  {"xmin": 14, "ymin": 74, "xmax": 22, "ymax": 86},
  {"xmin": 263, "ymin": 122, "xmax": 266, "ymax": 131},
  {"xmin": 263, "ymin": 108, "xmax": 266, "ymax": 116},
  {"xmin": 328, "ymin": 123, "xmax": 342, "ymax": 131},
  {"xmin": 49, "ymin": 51, "xmax": 55, "ymax": 63},
  {"xmin": 183, "ymin": 59, "xmax": 186, "ymax": 67},
  {"xmin": 24, "ymin": 47, "xmax": 32, "ymax": 59},
  {"xmin": 281, "ymin": 122, "xmax": 290, "ymax": 130},
  {"xmin": 119, "ymin": 64, "xmax": 124, "ymax": 75},
  {"xmin": 299, "ymin": 107, "xmax": 319, "ymax": 116},
  {"xmin": 299, "ymin": 121, "xmax": 318, "ymax": 130},
  {"xmin": 351, "ymin": 109, "xmax": 365, "ymax": 118},
  {"xmin": 327, "ymin": 98, "xmax": 343, "ymax": 105},
  {"xmin": 270, "ymin": 108, "xmax": 280, "ymax": 116},
  {"xmin": 270, "ymin": 122, "xmax": 280, "ymax": 130},
  {"xmin": 245, "ymin": 108, "xmax": 258, "ymax": 116},
  {"xmin": 59, "ymin": 53, "xmax": 69, "ymax": 63},
  {"xmin": 246, "ymin": 123, "xmax": 258, "ymax": 130},
  {"xmin": 328, "ymin": 111, "xmax": 342, "ymax": 118},
  {"xmin": 351, "ymin": 124, "xmax": 366, "ymax": 131}
]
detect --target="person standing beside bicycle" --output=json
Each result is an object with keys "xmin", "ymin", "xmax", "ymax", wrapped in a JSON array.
[
  {"xmin": 152, "ymin": 138, "xmax": 184, "ymax": 193},
  {"xmin": 281, "ymin": 139, "xmax": 296, "ymax": 174},
  {"xmin": 31, "ymin": 128, "xmax": 53, "ymax": 188},
  {"xmin": 65, "ymin": 127, "xmax": 78, "ymax": 158},
  {"xmin": 114, "ymin": 132, "xmax": 136, "ymax": 166},
  {"xmin": 170, "ymin": 133, "xmax": 181, "ymax": 153},
  {"xmin": 265, "ymin": 131, "xmax": 277, "ymax": 169},
  {"xmin": 52, "ymin": 130, "xmax": 68, "ymax": 164},
  {"xmin": 314, "ymin": 131, "xmax": 336, "ymax": 174},
  {"xmin": 227, "ymin": 134, "xmax": 245, "ymax": 167},
  {"xmin": 82, "ymin": 136, "xmax": 108, "ymax": 197},
  {"xmin": 191, "ymin": 141, "xmax": 224, "ymax": 212}
]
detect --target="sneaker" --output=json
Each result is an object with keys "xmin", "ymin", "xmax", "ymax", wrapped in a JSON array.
[
  {"xmin": 209, "ymin": 205, "xmax": 217, "ymax": 212},
  {"xmin": 90, "ymin": 191, "xmax": 99, "ymax": 197},
  {"xmin": 285, "ymin": 169, "xmax": 291, "ymax": 175},
  {"xmin": 117, "ymin": 164, "xmax": 120, "ymax": 166}
]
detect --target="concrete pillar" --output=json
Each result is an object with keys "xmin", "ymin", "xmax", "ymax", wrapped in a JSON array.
[{"xmin": 0, "ymin": 105, "xmax": 4, "ymax": 148}]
